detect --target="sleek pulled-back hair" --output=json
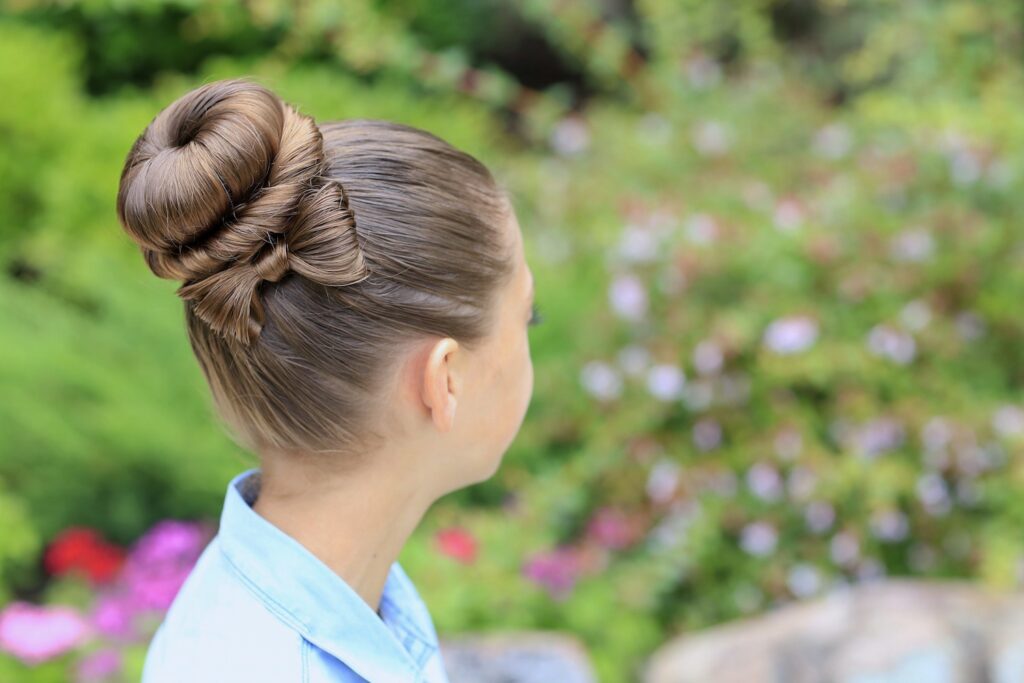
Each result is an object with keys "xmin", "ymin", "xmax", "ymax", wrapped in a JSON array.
[{"xmin": 116, "ymin": 77, "xmax": 515, "ymax": 461}]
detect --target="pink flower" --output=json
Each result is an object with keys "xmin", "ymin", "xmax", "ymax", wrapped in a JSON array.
[
  {"xmin": 434, "ymin": 527, "xmax": 477, "ymax": 564},
  {"xmin": 76, "ymin": 648, "xmax": 122, "ymax": 682},
  {"xmin": 522, "ymin": 547, "xmax": 583, "ymax": 601},
  {"xmin": 0, "ymin": 602, "xmax": 91, "ymax": 665},
  {"xmin": 90, "ymin": 592, "xmax": 138, "ymax": 640},
  {"xmin": 585, "ymin": 508, "xmax": 637, "ymax": 550}
]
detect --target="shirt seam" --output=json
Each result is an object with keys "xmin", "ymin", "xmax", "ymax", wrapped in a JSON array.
[
  {"xmin": 301, "ymin": 637, "xmax": 310, "ymax": 683},
  {"xmin": 218, "ymin": 541, "xmax": 311, "ymax": 635},
  {"xmin": 218, "ymin": 543, "xmax": 423, "ymax": 681}
]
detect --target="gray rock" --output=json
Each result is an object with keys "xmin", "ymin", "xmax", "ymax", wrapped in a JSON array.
[
  {"xmin": 441, "ymin": 631, "xmax": 597, "ymax": 683},
  {"xmin": 644, "ymin": 579, "xmax": 1024, "ymax": 683}
]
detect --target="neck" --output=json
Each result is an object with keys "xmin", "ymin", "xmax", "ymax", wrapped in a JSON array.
[{"xmin": 250, "ymin": 455, "xmax": 433, "ymax": 614}]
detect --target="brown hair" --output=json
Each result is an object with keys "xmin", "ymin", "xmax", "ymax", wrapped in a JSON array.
[{"xmin": 116, "ymin": 77, "xmax": 515, "ymax": 462}]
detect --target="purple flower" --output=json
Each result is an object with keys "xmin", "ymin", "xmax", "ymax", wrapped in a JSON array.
[
  {"xmin": 580, "ymin": 360, "xmax": 623, "ymax": 401},
  {"xmin": 646, "ymin": 364, "xmax": 686, "ymax": 401},
  {"xmin": 746, "ymin": 462, "xmax": 783, "ymax": 502},
  {"xmin": 763, "ymin": 316, "xmax": 818, "ymax": 354},
  {"xmin": 122, "ymin": 520, "xmax": 207, "ymax": 611},
  {"xmin": 522, "ymin": 547, "xmax": 582, "ymax": 601},
  {"xmin": 693, "ymin": 417, "xmax": 722, "ymax": 452},
  {"xmin": 693, "ymin": 339, "xmax": 724, "ymax": 376},
  {"xmin": 870, "ymin": 509, "xmax": 909, "ymax": 542},
  {"xmin": 805, "ymin": 501, "xmax": 836, "ymax": 534},
  {"xmin": 0, "ymin": 602, "xmax": 91, "ymax": 665},
  {"xmin": 740, "ymin": 521, "xmax": 778, "ymax": 557},
  {"xmin": 867, "ymin": 324, "xmax": 916, "ymax": 364},
  {"xmin": 608, "ymin": 274, "xmax": 648, "ymax": 321}
]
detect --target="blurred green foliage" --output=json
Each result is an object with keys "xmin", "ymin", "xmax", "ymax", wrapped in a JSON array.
[{"xmin": 2, "ymin": 0, "xmax": 1024, "ymax": 681}]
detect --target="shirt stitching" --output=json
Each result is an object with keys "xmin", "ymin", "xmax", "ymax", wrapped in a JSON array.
[
  {"xmin": 218, "ymin": 542, "xmax": 311, "ymax": 634},
  {"xmin": 301, "ymin": 637, "xmax": 310, "ymax": 683}
]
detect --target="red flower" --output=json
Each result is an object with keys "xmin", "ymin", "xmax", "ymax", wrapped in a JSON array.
[
  {"xmin": 433, "ymin": 527, "xmax": 477, "ymax": 564},
  {"xmin": 44, "ymin": 527, "xmax": 126, "ymax": 585}
]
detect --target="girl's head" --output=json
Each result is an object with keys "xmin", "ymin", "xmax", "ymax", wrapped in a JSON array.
[{"xmin": 116, "ymin": 77, "xmax": 535, "ymax": 492}]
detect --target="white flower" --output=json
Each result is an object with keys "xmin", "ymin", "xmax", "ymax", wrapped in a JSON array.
[
  {"xmin": 685, "ymin": 53, "xmax": 722, "ymax": 88},
  {"xmin": 637, "ymin": 113, "xmax": 672, "ymax": 145},
  {"xmin": 580, "ymin": 361, "xmax": 622, "ymax": 401},
  {"xmin": 747, "ymin": 462, "xmax": 783, "ymax": 502},
  {"xmin": 986, "ymin": 158, "xmax": 1015, "ymax": 188},
  {"xmin": 856, "ymin": 558, "xmax": 886, "ymax": 582},
  {"xmin": 773, "ymin": 198, "xmax": 805, "ymax": 233},
  {"xmin": 763, "ymin": 315, "xmax": 819, "ymax": 355},
  {"xmin": 787, "ymin": 563, "xmax": 823, "ymax": 598},
  {"xmin": 740, "ymin": 521, "xmax": 778, "ymax": 557},
  {"xmin": 615, "ymin": 223, "xmax": 660, "ymax": 264},
  {"xmin": 684, "ymin": 213, "xmax": 718, "ymax": 246},
  {"xmin": 646, "ymin": 458, "xmax": 681, "ymax": 504},
  {"xmin": 830, "ymin": 531, "xmax": 860, "ymax": 567},
  {"xmin": 693, "ymin": 339, "xmax": 724, "ymax": 376},
  {"xmin": 549, "ymin": 115, "xmax": 590, "ymax": 156},
  {"xmin": 681, "ymin": 380, "xmax": 714, "ymax": 412},
  {"xmin": 616, "ymin": 344, "xmax": 651, "ymax": 378},
  {"xmin": 867, "ymin": 325, "xmax": 916, "ymax": 365},
  {"xmin": 921, "ymin": 416, "xmax": 954, "ymax": 452},
  {"xmin": 608, "ymin": 274, "xmax": 648, "ymax": 321},
  {"xmin": 693, "ymin": 417, "xmax": 722, "ymax": 452},
  {"xmin": 955, "ymin": 311, "xmax": 985, "ymax": 341},
  {"xmin": 647, "ymin": 364, "xmax": 686, "ymax": 401},
  {"xmin": 916, "ymin": 472, "xmax": 951, "ymax": 517},
  {"xmin": 908, "ymin": 544, "xmax": 938, "ymax": 572},
  {"xmin": 899, "ymin": 300, "xmax": 931, "ymax": 331},
  {"xmin": 787, "ymin": 466, "xmax": 817, "ymax": 502},
  {"xmin": 813, "ymin": 123, "xmax": 853, "ymax": 160},
  {"xmin": 742, "ymin": 181, "xmax": 774, "ymax": 211},
  {"xmin": 706, "ymin": 470, "xmax": 738, "ymax": 498},
  {"xmin": 805, "ymin": 501, "xmax": 836, "ymax": 534},
  {"xmin": 647, "ymin": 501, "xmax": 701, "ymax": 549},
  {"xmin": 992, "ymin": 405, "xmax": 1024, "ymax": 439},
  {"xmin": 774, "ymin": 428, "xmax": 803, "ymax": 461},
  {"xmin": 870, "ymin": 509, "xmax": 909, "ymax": 542},
  {"xmin": 949, "ymin": 148, "xmax": 982, "ymax": 186},
  {"xmin": 853, "ymin": 417, "xmax": 905, "ymax": 458},
  {"xmin": 692, "ymin": 120, "xmax": 731, "ymax": 157},
  {"xmin": 889, "ymin": 228, "xmax": 934, "ymax": 263}
]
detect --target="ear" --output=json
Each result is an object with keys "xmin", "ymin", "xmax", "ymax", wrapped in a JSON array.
[{"xmin": 421, "ymin": 337, "xmax": 460, "ymax": 432}]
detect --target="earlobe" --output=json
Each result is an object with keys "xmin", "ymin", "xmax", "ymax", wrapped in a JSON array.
[
  {"xmin": 423, "ymin": 337, "xmax": 460, "ymax": 431},
  {"xmin": 445, "ymin": 398, "xmax": 457, "ymax": 428}
]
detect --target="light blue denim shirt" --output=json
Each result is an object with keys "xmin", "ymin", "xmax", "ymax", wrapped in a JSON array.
[{"xmin": 141, "ymin": 467, "xmax": 451, "ymax": 683}]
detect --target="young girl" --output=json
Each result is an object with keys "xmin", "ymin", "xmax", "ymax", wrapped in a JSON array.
[{"xmin": 116, "ymin": 77, "xmax": 540, "ymax": 682}]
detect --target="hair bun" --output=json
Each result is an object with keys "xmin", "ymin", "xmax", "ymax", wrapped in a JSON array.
[{"xmin": 116, "ymin": 77, "xmax": 353, "ymax": 345}]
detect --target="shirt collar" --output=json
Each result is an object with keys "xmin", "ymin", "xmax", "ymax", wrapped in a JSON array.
[{"xmin": 217, "ymin": 467, "xmax": 437, "ymax": 683}]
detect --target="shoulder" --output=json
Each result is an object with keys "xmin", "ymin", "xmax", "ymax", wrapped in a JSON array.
[{"xmin": 140, "ymin": 536, "xmax": 305, "ymax": 683}]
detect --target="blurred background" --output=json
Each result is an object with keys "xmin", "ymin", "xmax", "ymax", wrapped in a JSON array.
[{"xmin": 1, "ymin": 1, "xmax": 1023, "ymax": 681}]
